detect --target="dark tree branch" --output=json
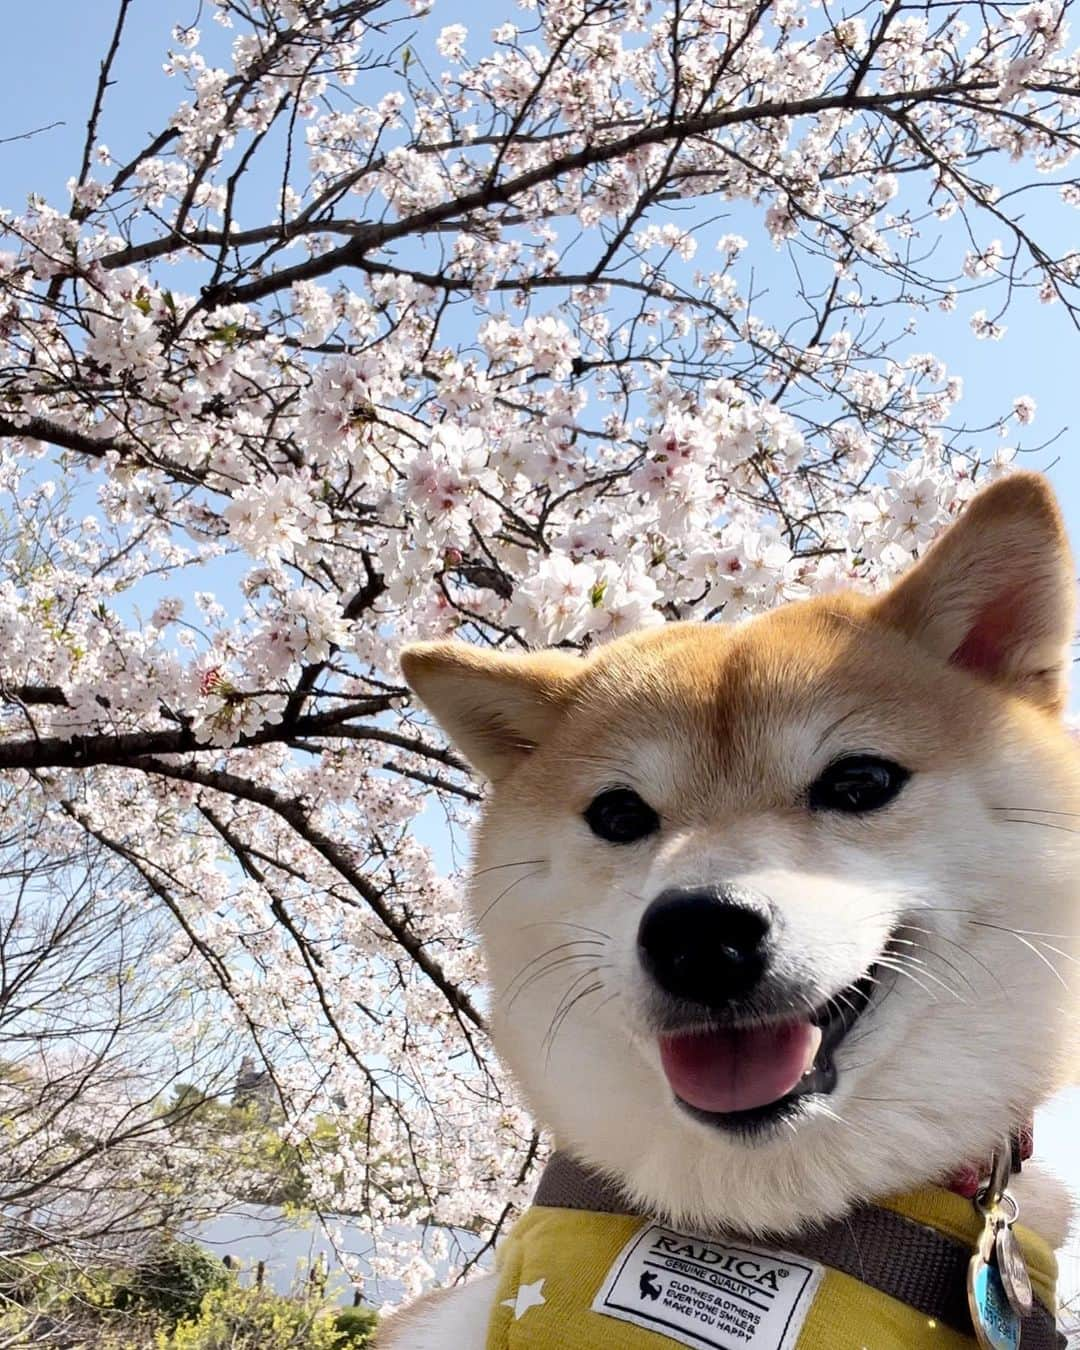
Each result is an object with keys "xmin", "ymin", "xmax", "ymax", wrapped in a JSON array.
[
  {"xmin": 205, "ymin": 78, "xmax": 997, "ymax": 310},
  {"xmin": 123, "ymin": 755, "xmax": 487, "ymax": 1032}
]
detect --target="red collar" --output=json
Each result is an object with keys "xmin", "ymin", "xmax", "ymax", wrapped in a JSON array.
[{"xmin": 945, "ymin": 1122, "xmax": 1033, "ymax": 1199}]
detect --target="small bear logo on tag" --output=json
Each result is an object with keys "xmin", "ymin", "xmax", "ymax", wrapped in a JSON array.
[{"xmin": 640, "ymin": 1271, "xmax": 663, "ymax": 1302}]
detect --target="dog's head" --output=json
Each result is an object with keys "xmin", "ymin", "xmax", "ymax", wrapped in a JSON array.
[{"xmin": 402, "ymin": 473, "xmax": 1080, "ymax": 1234}]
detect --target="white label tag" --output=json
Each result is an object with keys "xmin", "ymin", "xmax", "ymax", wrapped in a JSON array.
[{"xmin": 592, "ymin": 1222, "xmax": 823, "ymax": 1350}]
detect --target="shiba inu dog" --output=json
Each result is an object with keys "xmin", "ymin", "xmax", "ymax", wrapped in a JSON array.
[{"xmin": 387, "ymin": 473, "xmax": 1080, "ymax": 1348}]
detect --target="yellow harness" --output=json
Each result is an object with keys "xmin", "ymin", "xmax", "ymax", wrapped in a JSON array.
[{"xmin": 486, "ymin": 1188, "xmax": 1058, "ymax": 1350}]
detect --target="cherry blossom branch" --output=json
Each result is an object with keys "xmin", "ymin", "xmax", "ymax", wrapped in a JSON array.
[
  {"xmin": 203, "ymin": 80, "xmax": 1001, "ymax": 310},
  {"xmin": 118, "ymin": 755, "xmax": 487, "ymax": 1033},
  {"xmin": 0, "ymin": 702, "xmax": 406, "ymax": 771},
  {"xmin": 73, "ymin": 0, "xmax": 134, "ymax": 215},
  {"xmin": 0, "ymin": 122, "xmax": 64, "ymax": 147}
]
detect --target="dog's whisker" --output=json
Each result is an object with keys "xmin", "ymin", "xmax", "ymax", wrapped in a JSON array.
[
  {"xmin": 883, "ymin": 946, "xmax": 969, "ymax": 1001},
  {"xmin": 590, "ymin": 991, "xmax": 620, "ymax": 1017},
  {"xmin": 794, "ymin": 989, "xmax": 821, "ymax": 1022},
  {"xmin": 883, "ymin": 938, "xmax": 968, "ymax": 996},
  {"xmin": 847, "ymin": 1094, "xmax": 922, "ymax": 1105},
  {"xmin": 506, "ymin": 939, "xmax": 602, "ymax": 974},
  {"xmin": 889, "ymin": 935, "xmax": 980, "ymax": 997},
  {"xmin": 505, "ymin": 952, "xmax": 604, "ymax": 1008},
  {"xmin": 517, "ymin": 920, "xmax": 613, "ymax": 940},
  {"xmin": 502, "ymin": 943, "xmax": 605, "ymax": 1006},
  {"xmin": 544, "ymin": 966, "xmax": 604, "ymax": 1043},
  {"xmin": 543, "ymin": 971, "xmax": 607, "ymax": 1064},
  {"xmin": 549, "ymin": 980, "xmax": 606, "ymax": 1051},
  {"xmin": 990, "ymin": 806, "xmax": 1080, "ymax": 818},
  {"xmin": 547, "ymin": 982, "xmax": 606, "ymax": 1056},
  {"xmin": 1000, "ymin": 930, "xmax": 1070, "ymax": 990},
  {"xmin": 998, "ymin": 816, "xmax": 1080, "ymax": 837},
  {"xmin": 472, "ymin": 858, "xmax": 548, "ymax": 878},
  {"xmin": 873, "ymin": 956, "xmax": 954, "ymax": 1004},
  {"xmin": 476, "ymin": 867, "xmax": 549, "ymax": 922},
  {"xmin": 895, "ymin": 923, "xmax": 997, "ymax": 987},
  {"xmin": 1030, "ymin": 939, "xmax": 1080, "ymax": 969},
  {"xmin": 962, "ymin": 915, "xmax": 1080, "ymax": 941},
  {"xmin": 824, "ymin": 988, "xmax": 859, "ymax": 1023}
]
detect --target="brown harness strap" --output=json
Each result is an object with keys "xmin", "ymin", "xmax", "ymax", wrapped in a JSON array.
[{"xmin": 534, "ymin": 1152, "xmax": 1064, "ymax": 1349}]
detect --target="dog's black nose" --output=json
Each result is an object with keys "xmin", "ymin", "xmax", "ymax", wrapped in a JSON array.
[{"xmin": 637, "ymin": 886, "xmax": 770, "ymax": 1007}]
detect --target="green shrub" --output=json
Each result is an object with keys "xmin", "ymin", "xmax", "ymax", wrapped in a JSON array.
[
  {"xmin": 0, "ymin": 1247, "xmax": 378, "ymax": 1349},
  {"xmin": 123, "ymin": 1241, "xmax": 230, "ymax": 1323},
  {"xmin": 157, "ymin": 1282, "xmax": 376, "ymax": 1350},
  {"xmin": 332, "ymin": 1303, "xmax": 379, "ymax": 1346}
]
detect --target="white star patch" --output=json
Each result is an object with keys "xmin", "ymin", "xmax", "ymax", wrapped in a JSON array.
[{"xmin": 502, "ymin": 1278, "xmax": 546, "ymax": 1320}]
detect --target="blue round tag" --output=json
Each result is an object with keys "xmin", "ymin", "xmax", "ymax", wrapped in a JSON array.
[{"xmin": 970, "ymin": 1260, "xmax": 1021, "ymax": 1350}]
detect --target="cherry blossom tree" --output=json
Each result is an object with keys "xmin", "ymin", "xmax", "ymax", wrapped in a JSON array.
[
  {"xmin": 0, "ymin": 797, "xmax": 242, "ymax": 1321},
  {"xmin": 1, "ymin": 0, "xmax": 1079, "ymax": 1300}
]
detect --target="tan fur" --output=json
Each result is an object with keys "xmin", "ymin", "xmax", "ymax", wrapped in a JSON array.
[
  {"xmin": 400, "ymin": 645, "xmax": 584, "ymax": 781},
  {"xmin": 387, "ymin": 473, "xmax": 1080, "ymax": 1349},
  {"xmin": 875, "ymin": 472, "xmax": 1074, "ymax": 711}
]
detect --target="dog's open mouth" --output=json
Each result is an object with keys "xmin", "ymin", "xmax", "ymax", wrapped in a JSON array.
[{"xmin": 658, "ymin": 969, "xmax": 877, "ymax": 1133}]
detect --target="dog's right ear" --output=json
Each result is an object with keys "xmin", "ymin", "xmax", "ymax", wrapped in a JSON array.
[
  {"xmin": 399, "ymin": 642, "xmax": 582, "ymax": 781},
  {"xmin": 872, "ymin": 471, "xmax": 1075, "ymax": 712}
]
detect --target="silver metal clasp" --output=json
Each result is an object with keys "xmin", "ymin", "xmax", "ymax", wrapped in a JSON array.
[{"xmin": 986, "ymin": 1134, "xmax": 1013, "ymax": 1209}]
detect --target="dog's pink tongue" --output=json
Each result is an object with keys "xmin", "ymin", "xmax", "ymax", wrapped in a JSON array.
[{"xmin": 659, "ymin": 1022, "xmax": 821, "ymax": 1114}]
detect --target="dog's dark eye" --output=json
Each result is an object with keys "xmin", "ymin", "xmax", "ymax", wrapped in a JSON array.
[
  {"xmin": 809, "ymin": 755, "xmax": 910, "ymax": 815},
  {"xmin": 584, "ymin": 788, "xmax": 660, "ymax": 844}
]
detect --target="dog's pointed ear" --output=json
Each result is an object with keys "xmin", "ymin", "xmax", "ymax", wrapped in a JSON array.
[
  {"xmin": 873, "ymin": 472, "xmax": 1075, "ymax": 712},
  {"xmin": 400, "ymin": 642, "xmax": 583, "ymax": 780}
]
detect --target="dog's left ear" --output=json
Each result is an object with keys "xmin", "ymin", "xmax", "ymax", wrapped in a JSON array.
[
  {"xmin": 399, "ymin": 641, "xmax": 583, "ymax": 781},
  {"xmin": 873, "ymin": 471, "xmax": 1076, "ymax": 713}
]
